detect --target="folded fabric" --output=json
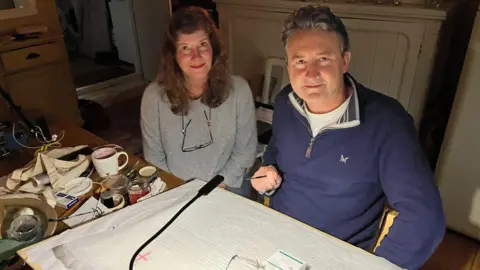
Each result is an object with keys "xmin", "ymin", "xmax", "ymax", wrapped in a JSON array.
[{"xmin": 0, "ymin": 145, "xmax": 91, "ymax": 207}]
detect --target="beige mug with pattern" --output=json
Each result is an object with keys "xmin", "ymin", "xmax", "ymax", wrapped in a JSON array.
[{"xmin": 91, "ymin": 145, "xmax": 129, "ymax": 178}]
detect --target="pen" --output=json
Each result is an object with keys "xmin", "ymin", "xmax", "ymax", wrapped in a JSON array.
[
  {"xmin": 246, "ymin": 175, "xmax": 267, "ymax": 181},
  {"xmin": 181, "ymin": 175, "xmax": 268, "ymax": 185}
]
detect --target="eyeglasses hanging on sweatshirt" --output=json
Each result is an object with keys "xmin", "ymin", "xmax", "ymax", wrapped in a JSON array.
[{"xmin": 181, "ymin": 108, "xmax": 213, "ymax": 152}]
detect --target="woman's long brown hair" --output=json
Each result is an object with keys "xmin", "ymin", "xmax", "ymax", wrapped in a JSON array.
[{"xmin": 158, "ymin": 6, "xmax": 231, "ymax": 115}]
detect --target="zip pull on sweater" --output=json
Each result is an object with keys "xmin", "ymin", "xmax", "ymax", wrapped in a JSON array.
[
  {"xmin": 305, "ymin": 137, "xmax": 314, "ymax": 158},
  {"xmin": 294, "ymin": 91, "xmax": 351, "ymax": 159}
]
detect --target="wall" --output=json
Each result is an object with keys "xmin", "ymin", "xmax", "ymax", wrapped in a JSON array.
[
  {"xmin": 216, "ymin": 0, "xmax": 447, "ymax": 127},
  {"xmin": 419, "ymin": 0, "xmax": 480, "ymax": 169},
  {"xmin": 436, "ymin": 6, "xmax": 480, "ymax": 240},
  {"xmin": 0, "ymin": 0, "xmax": 14, "ymax": 10},
  {"xmin": 108, "ymin": 0, "xmax": 137, "ymax": 65}
]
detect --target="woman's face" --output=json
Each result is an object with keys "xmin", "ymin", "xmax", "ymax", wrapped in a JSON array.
[{"xmin": 175, "ymin": 29, "xmax": 213, "ymax": 82}]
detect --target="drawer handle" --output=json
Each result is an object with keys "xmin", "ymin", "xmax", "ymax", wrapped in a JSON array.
[{"xmin": 26, "ymin": 53, "xmax": 40, "ymax": 60}]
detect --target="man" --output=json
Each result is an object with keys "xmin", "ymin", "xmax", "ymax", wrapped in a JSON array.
[{"xmin": 251, "ymin": 5, "xmax": 445, "ymax": 269}]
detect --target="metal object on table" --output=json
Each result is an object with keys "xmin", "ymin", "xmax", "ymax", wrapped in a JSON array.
[
  {"xmin": 123, "ymin": 160, "xmax": 141, "ymax": 180},
  {"xmin": 123, "ymin": 167, "xmax": 137, "ymax": 180},
  {"xmin": 143, "ymin": 169, "xmax": 161, "ymax": 188}
]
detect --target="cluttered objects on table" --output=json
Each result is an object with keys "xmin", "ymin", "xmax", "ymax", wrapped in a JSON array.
[
  {"xmin": 0, "ymin": 144, "xmax": 166, "ymax": 262},
  {"xmin": 0, "ymin": 193, "xmax": 57, "ymax": 262},
  {"xmin": 56, "ymin": 144, "xmax": 167, "ymax": 227}
]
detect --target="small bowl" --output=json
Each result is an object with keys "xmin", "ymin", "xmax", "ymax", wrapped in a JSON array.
[
  {"xmin": 6, "ymin": 215, "xmax": 40, "ymax": 242},
  {"xmin": 139, "ymin": 166, "xmax": 157, "ymax": 178}
]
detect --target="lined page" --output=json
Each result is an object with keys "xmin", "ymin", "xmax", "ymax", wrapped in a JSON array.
[{"xmin": 23, "ymin": 180, "xmax": 401, "ymax": 270}]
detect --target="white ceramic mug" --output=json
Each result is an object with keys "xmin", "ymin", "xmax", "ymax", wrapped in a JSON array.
[{"xmin": 91, "ymin": 146, "xmax": 129, "ymax": 178}]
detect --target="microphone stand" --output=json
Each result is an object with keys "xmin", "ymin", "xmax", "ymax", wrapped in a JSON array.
[
  {"xmin": 0, "ymin": 85, "xmax": 42, "ymax": 136},
  {"xmin": 128, "ymin": 175, "xmax": 225, "ymax": 270}
]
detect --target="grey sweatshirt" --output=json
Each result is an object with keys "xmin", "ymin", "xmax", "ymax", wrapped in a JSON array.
[{"xmin": 140, "ymin": 76, "xmax": 257, "ymax": 188}]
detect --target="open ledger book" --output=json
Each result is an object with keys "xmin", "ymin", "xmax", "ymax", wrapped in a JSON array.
[{"xmin": 19, "ymin": 180, "xmax": 401, "ymax": 270}]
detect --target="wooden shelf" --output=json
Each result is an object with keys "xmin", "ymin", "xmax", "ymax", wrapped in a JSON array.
[{"xmin": 0, "ymin": 34, "xmax": 61, "ymax": 53}]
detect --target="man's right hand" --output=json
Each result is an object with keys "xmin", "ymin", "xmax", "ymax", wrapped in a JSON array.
[{"xmin": 251, "ymin": 165, "xmax": 282, "ymax": 193}]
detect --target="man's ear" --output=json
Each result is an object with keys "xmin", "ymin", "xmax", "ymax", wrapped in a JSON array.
[{"xmin": 342, "ymin": 51, "xmax": 351, "ymax": 73}]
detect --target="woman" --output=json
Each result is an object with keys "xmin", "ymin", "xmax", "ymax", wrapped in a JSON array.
[{"xmin": 141, "ymin": 6, "xmax": 257, "ymax": 191}]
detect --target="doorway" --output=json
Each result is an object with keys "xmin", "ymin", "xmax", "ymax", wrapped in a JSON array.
[
  {"xmin": 56, "ymin": 0, "xmax": 139, "ymax": 89},
  {"xmin": 53, "ymin": 0, "xmax": 172, "ymax": 155},
  {"xmin": 171, "ymin": 0, "xmax": 218, "ymax": 27}
]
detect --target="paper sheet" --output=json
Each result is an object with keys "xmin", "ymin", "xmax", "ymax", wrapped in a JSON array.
[
  {"xmin": 21, "ymin": 180, "xmax": 402, "ymax": 270},
  {"xmin": 63, "ymin": 197, "xmax": 110, "ymax": 228}
]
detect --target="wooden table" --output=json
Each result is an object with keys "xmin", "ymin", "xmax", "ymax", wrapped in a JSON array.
[
  {"xmin": 0, "ymin": 122, "xmax": 184, "ymax": 268},
  {"xmin": 1, "ymin": 122, "xmax": 183, "ymax": 184}
]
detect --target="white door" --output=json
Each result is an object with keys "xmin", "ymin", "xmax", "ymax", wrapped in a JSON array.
[
  {"xmin": 436, "ymin": 10, "xmax": 480, "ymax": 240},
  {"xmin": 131, "ymin": 0, "xmax": 172, "ymax": 81}
]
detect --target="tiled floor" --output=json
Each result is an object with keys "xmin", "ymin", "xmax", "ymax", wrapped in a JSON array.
[{"xmin": 88, "ymin": 95, "xmax": 480, "ymax": 270}]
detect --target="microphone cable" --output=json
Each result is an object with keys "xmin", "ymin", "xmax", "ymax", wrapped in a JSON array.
[{"xmin": 129, "ymin": 175, "xmax": 224, "ymax": 270}]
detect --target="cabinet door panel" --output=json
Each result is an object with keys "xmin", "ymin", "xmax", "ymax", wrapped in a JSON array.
[
  {"xmin": 225, "ymin": 9, "xmax": 286, "ymax": 78},
  {"xmin": 343, "ymin": 18, "xmax": 424, "ymax": 108},
  {"xmin": 220, "ymin": 7, "xmax": 425, "ymax": 121},
  {"xmin": 4, "ymin": 63, "xmax": 81, "ymax": 124}
]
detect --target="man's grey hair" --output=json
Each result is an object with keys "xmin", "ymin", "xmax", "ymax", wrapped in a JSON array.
[{"xmin": 281, "ymin": 5, "xmax": 350, "ymax": 54}]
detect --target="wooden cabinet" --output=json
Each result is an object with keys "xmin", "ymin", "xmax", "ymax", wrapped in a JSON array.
[
  {"xmin": 3, "ymin": 58, "xmax": 80, "ymax": 125},
  {"xmin": 343, "ymin": 19, "xmax": 424, "ymax": 113},
  {"xmin": 0, "ymin": 39, "xmax": 82, "ymax": 125},
  {"xmin": 0, "ymin": 42, "xmax": 62, "ymax": 73},
  {"xmin": 215, "ymin": 0, "xmax": 447, "ymax": 127},
  {"xmin": 0, "ymin": 0, "xmax": 82, "ymax": 126}
]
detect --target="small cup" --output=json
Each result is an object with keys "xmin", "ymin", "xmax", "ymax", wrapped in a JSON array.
[
  {"xmin": 101, "ymin": 190, "xmax": 115, "ymax": 208},
  {"xmin": 91, "ymin": 146, "xmax": 129, "ymax": 178},
  {"xmin": 102, "ymin": 174, "xmax": 129, "ymax": 197},
  {"xmin": 6, "ymin": 215, "xmax": 40, "ymax": 242},
  {"xmin": 128, "ymin": 179, "xmax": 151, "ymax": 204}
]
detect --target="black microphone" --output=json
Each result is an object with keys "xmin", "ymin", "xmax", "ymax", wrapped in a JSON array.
[
  {"xmin": 129, "ymin": 175, "xmax": 224, "ymax": 270},
  {"xmin": 0, "ymin": 85, "xmax": 41, "ymax": 137},
  {"xmin": 198, "ymin": 175, "xmax": 224, "ymax": 196}
]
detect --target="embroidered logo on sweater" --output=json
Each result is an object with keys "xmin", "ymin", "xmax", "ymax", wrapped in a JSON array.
[{"xmin": 340, "ymin": 155, "xmax": 349, "ymax": 163}]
